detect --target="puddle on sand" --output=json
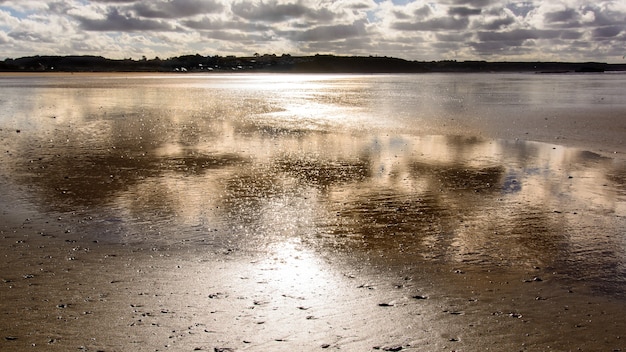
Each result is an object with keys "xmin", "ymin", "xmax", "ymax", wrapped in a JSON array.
[{"xmin": 2, "ymin": 122, "xmax": 625, "ymax": 295}]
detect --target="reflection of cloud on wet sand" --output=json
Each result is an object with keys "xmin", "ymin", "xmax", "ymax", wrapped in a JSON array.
[
  {"xmin": 8, "ymin": 122, "xmax": 626, "ymax": 254},
  {"xmin": 3, "ymin": 82, "xmax": 625, "ymax": 291}
]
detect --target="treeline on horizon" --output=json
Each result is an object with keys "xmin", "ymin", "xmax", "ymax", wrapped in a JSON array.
[{"xmin": 1, "ymin": 53, "xmax": 625, "ymax": 73}]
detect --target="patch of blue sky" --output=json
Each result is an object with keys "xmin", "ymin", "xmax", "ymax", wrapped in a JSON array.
[
  {"xmin": 368, "ymin": 0, "xmax": 414, "ymax": 23},
  {"xmin": 0, "ymin": 5, "xmax": 28, "ymax": 19},
  {"xmin": 0, "ymin": 6, "xmax": 16, "ymax": 31},
  {"xmin": 506, "ymin": 2, "xmax": 535, "ymax": 17}
]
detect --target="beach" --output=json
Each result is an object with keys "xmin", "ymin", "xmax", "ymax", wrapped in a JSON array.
[{"xmin": 1, "ymin": 73, "xmax": 625, "ymax": 351}]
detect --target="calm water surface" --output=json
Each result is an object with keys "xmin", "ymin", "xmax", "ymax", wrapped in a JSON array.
[{"xmin": 1, "ymin": 73, "xmax": 625, "ymax": 293}]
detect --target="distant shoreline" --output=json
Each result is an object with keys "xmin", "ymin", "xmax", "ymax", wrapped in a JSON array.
[{"xmin": 2, "ymin": 54, "xmax": 625, "ymax": 74}]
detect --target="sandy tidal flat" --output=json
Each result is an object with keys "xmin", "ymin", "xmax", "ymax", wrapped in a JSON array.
[{"xmin": 1, "ymin": 73, "xmax": 626, "ymax": 351}]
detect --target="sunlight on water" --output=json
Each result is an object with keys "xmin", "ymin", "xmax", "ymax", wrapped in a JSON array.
[
  {"xmin": 1, "ymin": 72, "xmax": 625, "ymax": 293},
  {"xmin": 258, "ymin": 239, "xmax": 333, "ymax": 296}
]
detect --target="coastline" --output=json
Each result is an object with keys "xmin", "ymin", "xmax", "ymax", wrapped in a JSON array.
[{"xmin": 3, "ymin": 54, "xmax": 626, "ymax": 74}]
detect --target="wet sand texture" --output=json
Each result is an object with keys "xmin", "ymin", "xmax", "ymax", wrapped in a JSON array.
[{"xmin": 1, "ymin": 73, "xmax": 626, "ymax": 351}]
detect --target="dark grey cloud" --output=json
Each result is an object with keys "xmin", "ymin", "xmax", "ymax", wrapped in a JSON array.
[
  {"xmin": 477, "ymin": 29, "xmax": 560, "ymax": 43},
  {"xmin": 204, "ymin": 29, "xmax": 271, "ymax": 42},
  {"xmin": 392, "ymin": 10, "xmax": 411, "ymax": 20},
  {"xmin": 475, "ymin": 30, "xmax": 533, "ymax": 49},
  {"xmin": 183, "ymin": 17, "xmax": 270, "ymax": 31},
  {"xmin": 442, "ymin": 0, "xmax": 495, "ymax": 7},
  {"xmin": 296, "ymin": 35, "xmax": 373, "ymax": 55},
  {"xmin": 469, "ymin": 39, "xmax": 533, "ymax": 56},
  {"xmin": 132, "ymin": 0, "xmax": 223, "ymax": 19},
  {"xmin": 580, "ymin": 5, "xmax": 626, "ymax": 27},
  {"xmin": 593, "ymin": 26, "xmax": 623, "ymax": 38},
  {"xmin": 413, "ymin": 5, "xmax": 432, "ymax": 19},
  {"xmin": 231, "ymin": 0, "xmax": 334, "ymax": 23},
  {"xmin": 431, "ymin": 41, "xmax": 462, "ymax": 50},
  {"xmin": 448, "ymin": 6, "xmax": 481, "ymax": 17},
  {"xmin": 346, "ymin": 1, "xmax": 374, "ymax": 11},
  {"xmin": 290, "ymin": 21, "xmax": 367, "ymax": 42},
  {"xmin": 76, "ymin": 8, "xmax": 177, "ymax": 31},
  {"xmin": 393, "ymin": 16, "xmax": 470, "ymax": 31},
  {"xmin": 560, "ymin": 30, "xmax": 583, "ymax": 40},
  {"xmin": 542, "ymin": 8, "xmax": 589, "ymax": 29},
  {"xmin": 86, "ymin": 0, "xmax": 138, "ymax": 3},
  {"xmin": 472, "ymin": 27, "xmax": 587, "ymax": 58},
  {"xmin": 435, "ymin": 32, "xmax": 473, "ymax": 42},
  {"xmin": 545, "ymin": 8, "xmax": 579, "ymax": 24},
  {"xmin": 538, "ymin": 5, "xmax": 626, "ymax": 40}
]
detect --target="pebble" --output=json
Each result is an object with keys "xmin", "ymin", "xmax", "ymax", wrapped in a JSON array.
[{"xmin": 523, "ymin": 276, "xmax": 543, "ymax": 283}]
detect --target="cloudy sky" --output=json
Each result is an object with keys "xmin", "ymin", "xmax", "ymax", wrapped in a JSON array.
[{"xmin": 0, "ymin": 0, "xmax": 625, "ymax": 62}]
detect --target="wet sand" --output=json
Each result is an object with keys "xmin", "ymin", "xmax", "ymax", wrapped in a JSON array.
[
  {"xmin": 1, "ymin": 73, "xmax": 626, "ymax": 351},
  {"xmin": 2, "ymin": 179, "xmax": 626, "ymax": 352},
  {"xmin": 2, "ymin": 197, "xmax": 626, "ymax": 352}
]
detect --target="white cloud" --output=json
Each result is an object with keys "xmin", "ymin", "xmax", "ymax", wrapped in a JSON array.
[
  {"xmin": 0, "ymin": 30, "xmax": 11, "ymax": 44},
  {"xmin": 131, "ymin": 0, "xmax": 224, "ymax": 19},
  {"xmin": 0, "ymin": 0, "xmax": 624, "ymax": 62},
  {"xmin": 0, "ymin": 9, "xmax": 20, "ymax": 28}
]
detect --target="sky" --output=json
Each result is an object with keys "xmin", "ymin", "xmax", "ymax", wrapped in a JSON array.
[{"xmin": 0, "ymin": 0, "xmax": 625, "ymax": 62}]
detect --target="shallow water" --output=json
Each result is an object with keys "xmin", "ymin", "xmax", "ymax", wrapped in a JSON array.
[{"xmin": 1, "ymin": 72, "xmax": 625, "ymax": 295}]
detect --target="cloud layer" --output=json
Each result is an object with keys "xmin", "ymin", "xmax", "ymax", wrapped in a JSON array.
[{"xmin": 0, "ymin": 0, "xmax": 625, "ymax": 62}]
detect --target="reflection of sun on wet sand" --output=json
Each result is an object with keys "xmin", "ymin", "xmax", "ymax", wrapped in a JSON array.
[{"xmin": 1, "ymin": 73, "xmax": 626, "ymax": 351}]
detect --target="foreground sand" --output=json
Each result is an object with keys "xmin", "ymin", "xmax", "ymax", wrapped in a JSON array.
[{"xmin": 2, "ymin": 196, "xmax": 626, "ymax": 352}]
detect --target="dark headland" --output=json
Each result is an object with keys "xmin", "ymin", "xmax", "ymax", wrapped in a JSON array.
[{"xmin": 2, "ymin": 54, "xmax": 625, "ymax": 73}]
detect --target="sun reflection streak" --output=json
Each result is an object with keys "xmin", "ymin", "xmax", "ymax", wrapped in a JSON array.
[{"xmin": 257, "ymin": 239, "xmax": 334, "ymax": 297}]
